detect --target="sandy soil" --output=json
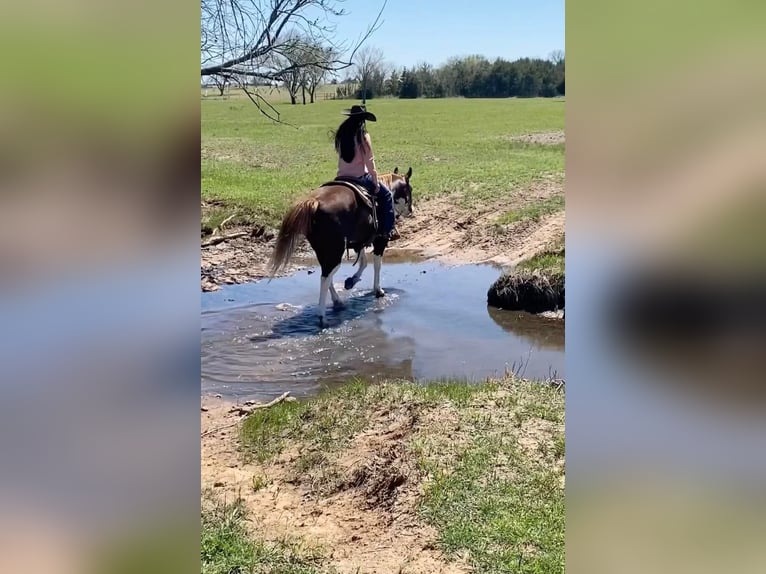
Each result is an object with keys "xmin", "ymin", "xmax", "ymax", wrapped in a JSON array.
[
  {"xmin": 201, "ymin": 395, "xmax": 470, "ymax": 574},
  {"xmin": 200, "ymin": 179, "xmax": 564, "ymax": 291},
  {"xmin": 396, "ymin": 178, "xmax": 564, "ymax": 268}
]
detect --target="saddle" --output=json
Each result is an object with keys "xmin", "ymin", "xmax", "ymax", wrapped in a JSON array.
[{"xmin": 320, "ymin": 177, "xmax": 378, "ymax": 233}]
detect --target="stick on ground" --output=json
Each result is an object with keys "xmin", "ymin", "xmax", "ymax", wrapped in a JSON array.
[{"xmin": 201, "ymin": 231, "xmax": 249, "ymax": 248}]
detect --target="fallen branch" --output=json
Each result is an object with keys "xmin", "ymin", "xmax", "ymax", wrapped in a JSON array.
[
  {"xmin": 201, "ymin": 231, "xmax": 248, "ymax": 248},
  {"xmin": 229, "ymin": 391, "xmax": 292, "ymax": 416},
  {"xmin": 200, "ymin": 392, "xmax": 295, "ymax": 438},
  {"xmin": 212, "ymin": 213, "xmax": 238, "ymax": 237}
]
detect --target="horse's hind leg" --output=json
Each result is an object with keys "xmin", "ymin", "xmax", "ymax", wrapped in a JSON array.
[
  {"xmin": 318, "ymin": 263, "xmax": 341, "ymax": 326},
  {"xmin": 328, "ymin": 281, "xmax": 344, "ymax": 309},
  {"xmin": 315, "ymin": 239, "xmax": 345, "ymax": 327},
  {"xmin": 372, "ymin": 236, "xmax": 388, "ymax": 298},
  {"xmin": 344, "ymin": 248, "xmax": 367, "ymax": 290}
]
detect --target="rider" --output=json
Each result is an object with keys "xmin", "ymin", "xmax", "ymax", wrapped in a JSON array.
[{"xmin": 334, "ymin": 104, "xmax": 399, "ymax": 240}]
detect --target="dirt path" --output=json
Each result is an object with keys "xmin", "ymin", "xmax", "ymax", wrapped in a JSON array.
[
  {"xmin": 396, "ymin": 178, "xmax": 564, "ymax": 268},
  {"xmin": 200, "ymin": 179, "xmax": 564, "ymax": 291},
  {"xmin": 201, "ymin": 395, "xmax": 470, "ymax": 574}
]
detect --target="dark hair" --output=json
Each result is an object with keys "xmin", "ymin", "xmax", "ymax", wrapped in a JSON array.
[{"xmin": 334, "ymin": 116, "xmax": 366, "ymax": 163}]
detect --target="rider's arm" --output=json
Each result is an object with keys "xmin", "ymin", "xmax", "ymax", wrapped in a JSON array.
[{"xmin": 363, "ymin": 133, "xmax": 380, "ymax": 189}]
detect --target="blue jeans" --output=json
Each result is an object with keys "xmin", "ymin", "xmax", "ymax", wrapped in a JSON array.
[{"xmin": 358, "ymin": 174, "xmax": 395, "ymax": 235}]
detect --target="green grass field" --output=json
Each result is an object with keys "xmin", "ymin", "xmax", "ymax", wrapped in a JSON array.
[{"xmin": 202, "ymin": 96, "xmax": 564, "ymax": 228}]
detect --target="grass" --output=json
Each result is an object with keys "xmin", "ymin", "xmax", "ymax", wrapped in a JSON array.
[
  {"xmin": 517, "ymin": 250, "xmax": 565, "ymax": 275},
  {"xmin": 415, "ymin": 381, "xmax": 565, "ymax": 573},
  {"xmin": 202, "ymin": 97, "xmax": 565, "ymax": 227},
  {"xmin": 498, "ymin": 194, "xmax": 565, "ymax": 225},
  {"xmin": 239, "ymin": 377, "xmax": 565, "ymax": 573},
  {"xmin": 240, "ymin": 378, "xmax": 370, "ymax": 464},
  {"xmin": 201, "ymin": 492, "xmax": 331, "ymax": 574}
]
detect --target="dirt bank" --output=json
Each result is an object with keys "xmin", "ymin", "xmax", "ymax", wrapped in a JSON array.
[
  {"xmin": 201, "ymin": 378, "xmax": 565, "ymax": 573},
  {"xmin": 200, "ymin": 179, "xmax": 564, "ymax": 291}
]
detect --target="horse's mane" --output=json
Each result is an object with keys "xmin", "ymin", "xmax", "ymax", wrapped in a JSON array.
[{"xmin": 379, "ymin": 172, "xmax": 404, "ymax": 190}]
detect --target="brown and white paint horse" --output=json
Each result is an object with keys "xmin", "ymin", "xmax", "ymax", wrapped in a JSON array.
[{"xmin": 270, "ymin": 167, "xmax": 414, "ymax": 327}]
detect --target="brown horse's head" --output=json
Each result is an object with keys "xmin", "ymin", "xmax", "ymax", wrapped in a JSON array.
[{"xmin": 389, "ymin": 166, "xmax": 414, "ymax": 217}]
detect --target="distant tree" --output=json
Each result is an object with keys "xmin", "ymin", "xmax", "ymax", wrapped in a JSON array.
[
  {"xmin": 210, "ymin": 74, "xmax": 230, "ymax": 96},
  {"xmin": 304, "ymin": 45, "xmax": 336, "ymax": 103},
  {"xmin": 354, "ymin": 45, "xmax": 385, "ymax": 103},
  {"xmin": 549, "ymin": 50, "xmax": 565, "ymax": 66},
  {"xmin": 399, "ymin": 68, "xmax": 420, "ymax": 98},
  {"xmin": 415, "ymin": 62, "xmax": 437, "ymax": 97},
  {"xmin": 385, "ymin": 68, "xmax": 400, "ymax": 96}
]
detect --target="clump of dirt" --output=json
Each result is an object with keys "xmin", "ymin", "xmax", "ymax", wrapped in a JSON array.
[
  {"xmin": 487, "ymin": 271, "xmax": 565, "ymax": 313},
  {"xmin": 332, "ymin": 405, "xmax": 420, "ymax": 513}
]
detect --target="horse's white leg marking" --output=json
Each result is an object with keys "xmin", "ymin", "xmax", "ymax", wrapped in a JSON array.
[
  {"xmin": 373, "ymin": 254, "xmax": 385, "ymax": 297},
  {"xmin": 353, "ymin": 250, "xmax": 367, "ymax": 281},
  {"xmin": 329, "ymin": 279, "xmax": 345, "ymax": 308},
  {"xmin": 318, "ymin": 275, "xmax": 330, "ymax": 324},
  {"xmin": 319, "ymin": 264, "xmax": 342, "ymax": 323}
]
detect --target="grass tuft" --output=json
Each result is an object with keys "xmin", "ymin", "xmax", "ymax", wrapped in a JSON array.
[{"xmin": 201, "ymin": 493, "xmax": 330, "ymax": 574}]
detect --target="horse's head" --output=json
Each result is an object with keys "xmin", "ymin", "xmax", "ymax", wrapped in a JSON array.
[{"xmin": 390, "ymin": 166, "xmax": 414, "ymax": 217}]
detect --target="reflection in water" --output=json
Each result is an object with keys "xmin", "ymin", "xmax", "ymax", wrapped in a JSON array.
[
  {"xmin": 249, "ymin": 289, "xmax": 404, "ymax": 341},
  {"xmin": 487, "ymin": 307, "xmax": 565, "ymax": 351},
  {"xmin": 202, "ymin": 260, "xmax": 565, "ymax": 401}
]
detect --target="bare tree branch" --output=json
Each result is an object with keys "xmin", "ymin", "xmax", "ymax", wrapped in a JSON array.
[{"xmin": 201, "ymin": 0, "xmax": 388, "ymax": 104}]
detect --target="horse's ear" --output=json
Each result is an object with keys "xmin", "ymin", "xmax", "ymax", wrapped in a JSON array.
[
  {"xmin": 406, "ymin": 167, "xmax": 413, "ymax": 179},
  {"xmin": 394, "ymin": 166, "xmax": 399, "ymax": 174}
]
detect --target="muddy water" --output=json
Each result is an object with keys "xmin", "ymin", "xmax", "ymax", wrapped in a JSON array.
[{"xmin": 201, "ymin": 255, "xmax": 564, "ymax": 401}]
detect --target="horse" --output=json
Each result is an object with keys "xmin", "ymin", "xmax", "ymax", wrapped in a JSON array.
[{"xmin": 270, "ymin": 167, "xmax": 414, "ymax": 327}]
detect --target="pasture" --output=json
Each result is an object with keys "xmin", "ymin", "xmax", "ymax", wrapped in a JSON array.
[{"xmin": 201, "ymin": 95, "xmax": 564, "ymax": 230}]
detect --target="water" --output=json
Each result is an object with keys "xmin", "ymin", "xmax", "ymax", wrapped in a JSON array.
[{"xmin": 201, "ymin": 257, "xmax": 564, "ymax": 401}]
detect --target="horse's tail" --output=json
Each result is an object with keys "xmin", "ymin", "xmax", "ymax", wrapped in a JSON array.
[{"xmin": 270, "ymin": 197, "xmax": 319, "ymax": 275}]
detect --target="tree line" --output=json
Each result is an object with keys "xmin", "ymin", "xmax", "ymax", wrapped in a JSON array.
[
  {"xmin": 350, "ymin": 51, "xmax": 565, "ymax": 100},
  {"xmin": 204, "ymin": 18, "xmax": 563, "ymax": 105}
]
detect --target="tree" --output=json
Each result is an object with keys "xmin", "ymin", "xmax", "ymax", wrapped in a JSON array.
[
  {"xmin": 414, "ymin": 62, "xmax": 436, "ymax": 97},
  {"xmin": 399, "ymin": 68, "xmax": 419, "ymax": 98},
  {"xmin": 210, "ymin": 74, "xmax": 230, "ymax": 96},
  {"xmin": 385, "ymin": 68, "xmax": 400, "ymax": 96},
  {"xmin": 549, "ymin": 49, "xmax": 565, "ymax": 67},
  {"xmin": 305, "ymin": 46, "xmax": 336, "ymax": 103},
  {"xmin": 273, "ymin": 33, "xmax": 307, "ymax": 105},
  {"xmin": 201, "ymin": 0, "xmax": 387, "ymax": 121},
  {"xmin": 354, "ymin": 45, "xmax": 385, "ymax": 103}
]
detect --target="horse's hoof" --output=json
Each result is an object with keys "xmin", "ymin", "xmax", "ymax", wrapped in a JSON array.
[
  {"xmin": 344, "ymin": 277, "xmax": 357, "ymax": 290},
  {"xmin": 374, "ymin": 288, "xmax": 386, "ymax": 298},
  {"xmin": 318, "ymin": 316, "xmax": 328, "ymax": 328}
]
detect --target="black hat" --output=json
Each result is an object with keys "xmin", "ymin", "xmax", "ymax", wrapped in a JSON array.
[{"xmin": 341, "ymin": 104, "xmax": 377, "ymax": 122}]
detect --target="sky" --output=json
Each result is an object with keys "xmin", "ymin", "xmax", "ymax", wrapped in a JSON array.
[{"xmin": 329, "ymin": 0, "xmax": 564, "ymax": 69}]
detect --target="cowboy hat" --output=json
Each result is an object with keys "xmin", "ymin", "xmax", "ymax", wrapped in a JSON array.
[{"xmin": 341, "ymin": 104, "xmax": 377, "ymax": 122}]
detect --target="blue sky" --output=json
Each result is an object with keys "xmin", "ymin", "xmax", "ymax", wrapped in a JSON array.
[{"xmin": 330, "ymin": 0, "xmax": 564, "ymax": 69}]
